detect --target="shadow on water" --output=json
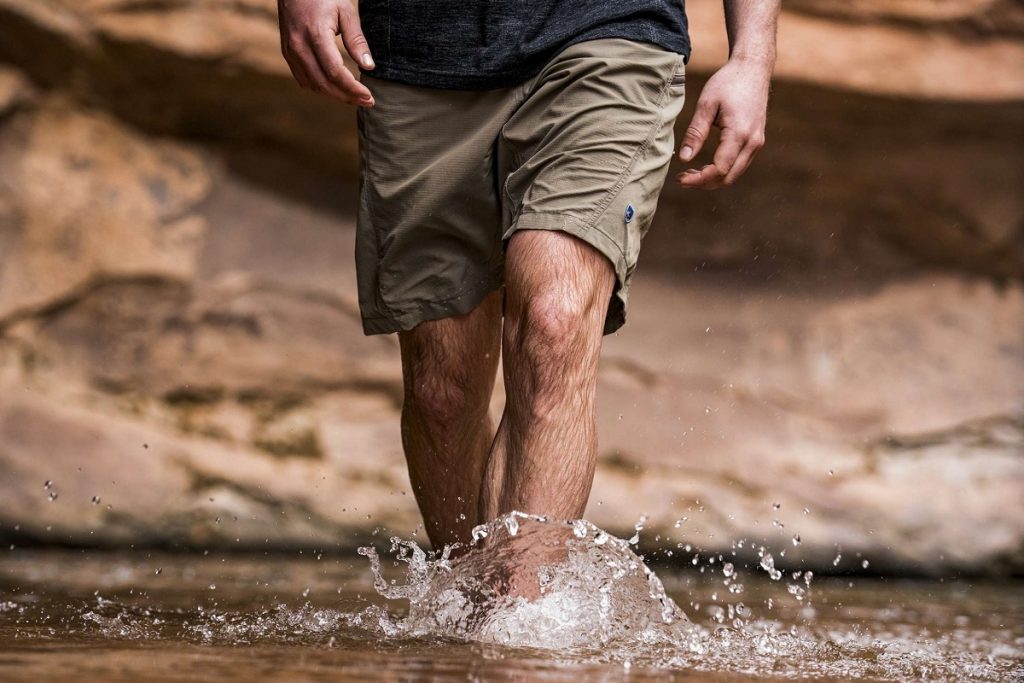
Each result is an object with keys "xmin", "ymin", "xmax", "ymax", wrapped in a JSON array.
[{"xmin": 1, "ymin": 513, "xmax": 1021, "ymax": 681}]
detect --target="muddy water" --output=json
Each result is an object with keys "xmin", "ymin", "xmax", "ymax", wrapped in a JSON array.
[{"xmin": 1, "ymin": 523, "xmax": 1022, "ymax": 681}]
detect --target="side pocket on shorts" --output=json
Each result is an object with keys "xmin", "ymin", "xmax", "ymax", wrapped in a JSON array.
[{"xmin": 668, "ymin": 56, "xmax": 686, "ymax": 95}]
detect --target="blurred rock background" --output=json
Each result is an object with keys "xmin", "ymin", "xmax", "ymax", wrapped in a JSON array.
[{"xmin": 0, "ymin": 0, "xmax": 1021, "ymax": 575}]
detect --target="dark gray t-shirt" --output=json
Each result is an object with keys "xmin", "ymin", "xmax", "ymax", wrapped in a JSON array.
[{"xmin": 358, "ymin": 1, "xmax": 690, "ymax": 90}]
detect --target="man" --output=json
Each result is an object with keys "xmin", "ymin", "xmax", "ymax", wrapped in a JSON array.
[{"xmin": 278, "ymin": 0, "xmax": 779, "ymax": 551}]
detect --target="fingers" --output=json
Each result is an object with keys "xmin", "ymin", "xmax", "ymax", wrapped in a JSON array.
[
  {"xmin": 338, "ymin": 3, "xmax": 375, "ymax": 71},
  {"xmin": 724, "ymin": 134, "xmax": 764, "ymax": 185},
  {"xmin": 678, "ymin": 96, "xmax": 716, "ymax": 163},
  {"xmin": 278, "ymin": 2, "xmax": 375, "ymax": 106},
  {"xmin": 677, "ymin": 129, "xmax": 739, "ymax": 189},
  {"xmin": 677, "ymin": 130, "xmax": 765, "ymax": 189},
  {"xmin": 676, "ymin": 164, "xmax": 722, "ymax": 189},
  {"xmin": 310, "ymin": 30, "xmax": 374, "ymax": 105}
]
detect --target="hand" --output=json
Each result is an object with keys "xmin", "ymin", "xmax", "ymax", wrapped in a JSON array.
[
  {"xmin": 277, "ymin": 0, "xmax": 376, "ymax": 106},
  {"xmin": 676, "ymin": 56, "xmax": 772, "ymax": 189}
]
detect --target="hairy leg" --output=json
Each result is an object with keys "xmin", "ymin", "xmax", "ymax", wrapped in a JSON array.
[
  {"xmin": 399, "ymin": 290, "xmax": 502, "ymax": 549},
  {"xmin": 479, "ymin": 230, "xmax": 615, "ymax": 521}
]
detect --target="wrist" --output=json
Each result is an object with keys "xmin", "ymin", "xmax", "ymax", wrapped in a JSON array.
[{"xmin": 728, "ymin": 50, "xmax": 776, "ymax": 71}]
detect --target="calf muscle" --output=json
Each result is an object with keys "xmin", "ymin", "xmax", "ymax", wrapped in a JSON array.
[
  {"xmin": 399, "ymin": 291, "xmax": 501, "ymax": 549},
  {"xmin": 480, "ymin": 230, "xmax": 614, "ymax": 521}
]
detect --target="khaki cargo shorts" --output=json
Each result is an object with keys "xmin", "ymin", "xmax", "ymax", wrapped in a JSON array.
[{"xmin": 356, "ymin": 38, "xmax": 686, "ymax": 335}]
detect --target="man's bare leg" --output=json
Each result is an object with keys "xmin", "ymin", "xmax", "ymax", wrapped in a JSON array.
[
  {"xmin": 399, "ymin": 290, "xmax": 502, "ymax": 549},
  {"xmin": 479, "ymin": 230, "xmax": 615, "ymax": 521}
]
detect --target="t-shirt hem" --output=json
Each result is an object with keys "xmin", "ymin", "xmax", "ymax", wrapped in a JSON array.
[{"xmin": 361, "ymin": 31, "xmax": 691, "ymax": 91}]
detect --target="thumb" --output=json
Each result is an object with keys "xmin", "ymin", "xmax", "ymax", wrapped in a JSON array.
[
  {"xmin": 338, "ymin": 3, "xmax": 374, "ymax": 69},
  {"xmin": 679, "ymin": 97, "xmax": 716, "ymax": 162}
]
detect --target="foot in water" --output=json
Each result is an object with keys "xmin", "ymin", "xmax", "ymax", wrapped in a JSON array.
[
  {"xmin": 360, "ymin": 512, "xmax": 687, "ymax": 648},
  {"xmin": 458, "ymin": 515, "xmax": 573, "ymax": 602}
]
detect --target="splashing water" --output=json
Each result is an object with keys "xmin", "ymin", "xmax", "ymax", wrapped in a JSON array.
[{"xmin": 355, "ymin": 512, "xmax": 688, "ymax": 649}]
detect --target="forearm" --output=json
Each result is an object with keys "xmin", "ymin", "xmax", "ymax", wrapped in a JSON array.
[{"xmin": 722, "ymin": 0, "xmax": 780, "ymax": 66}]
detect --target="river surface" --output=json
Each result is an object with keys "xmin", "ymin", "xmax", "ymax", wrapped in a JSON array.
[{"xmin": 1, "ymin": 517, "xmax": 1022, "ymax": 681}]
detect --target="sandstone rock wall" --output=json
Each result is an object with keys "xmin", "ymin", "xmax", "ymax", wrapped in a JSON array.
[{"xmin": 0, "ymin": 1, "xmax": 1021, "ymax": 574}]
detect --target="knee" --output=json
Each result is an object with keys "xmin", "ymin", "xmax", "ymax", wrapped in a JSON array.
[
  {"xmin": 511, "ymin": 287, "xmax": 599, "ymax": 365},
  {"xmin": 404, "ymin": 364, "xmax": 488, "ymax": 428}
]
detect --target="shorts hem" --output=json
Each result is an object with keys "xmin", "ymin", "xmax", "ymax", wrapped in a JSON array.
[
  {"xmin": 360, "ymin": 271, "xmax": 504, "ymax": 335},
  {"xmin": 505, "ymin": 211, "xmax": 629, "ymax": 280}
]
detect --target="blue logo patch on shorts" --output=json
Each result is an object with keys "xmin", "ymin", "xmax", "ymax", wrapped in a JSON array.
[{"xmin": 624, "ymin": 203, "xmax": 635, "ymax": 224}]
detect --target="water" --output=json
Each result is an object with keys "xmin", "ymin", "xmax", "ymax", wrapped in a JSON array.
[{"xmin": 1, "ymin": 514, "xmax": 1021, "ymax": 681}]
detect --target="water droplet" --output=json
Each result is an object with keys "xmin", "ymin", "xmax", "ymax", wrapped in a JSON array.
[
  {"xmin": 302, "ymin": 587, "xmax": 311, "ymax": 597},
  {"xmin": 772, "ymin": 502, "xmax": 781, "ymax": 510},
  {"xmin": 208, "ymin": 584, "xmax": 216, "ymax": 590},
  {"xmin": 504, "ymin": 515, "xmax": 520, "ymax": 536},
  {"xmin": 828, "ymin": 469, "xmax": 834, "ymax": 476},
  {"xmin": 47, "ymin": 491, "xmax": 58, "ymax": 502},
  {"xmin": 722, "ymin": 562, "xmax": 734, "ymax": 578},
  {"xmin": 471, "ymin": 525, "xmax": 488, "ymax": 542},
  {"xmin": 91, "ymin": 496, "xmax": 101, "ymax": 505},
  {"xmin": 759, "ymin": 553, "xmax": 782, "ymax": 580},
  {"xmin": 154, "ymin": 568, "xmax": 162, "ymax": 575},
  {"xmin": 43, "ymin": 480, "xmax": 53, "ymax": 489},
  {"xmin": 833, "ymin": 552, "xmax": 842, "ymax": 567},
  {"xmin": 572, "ymin": 520, "xmax": 588, "ymax": 538},
  {"xmin": 792, "ymin": 535, "xmax": 801, "ymax": 546},
  {"xmin": 861, "ymin": 559, "xmax": 870, "ymax": 569}
]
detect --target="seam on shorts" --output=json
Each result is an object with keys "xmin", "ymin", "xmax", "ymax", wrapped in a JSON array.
[
  {"xmin": 499, "ymin": 80, "xmax": 535, "ymax": 215},
  {"xmin": 584, "ymin": 56, "xmax": 679, "ymax": 250},
  {"xmin": 506, "ymin": 53, "xmax": 682, "ymax": 260},
  {"xmin": 503, "ymin": 49, "xmax": 680, "ymax": 242},
  {"xmin": 358, "ymin": 106, "xmax": 395, "ymax": 320}
]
